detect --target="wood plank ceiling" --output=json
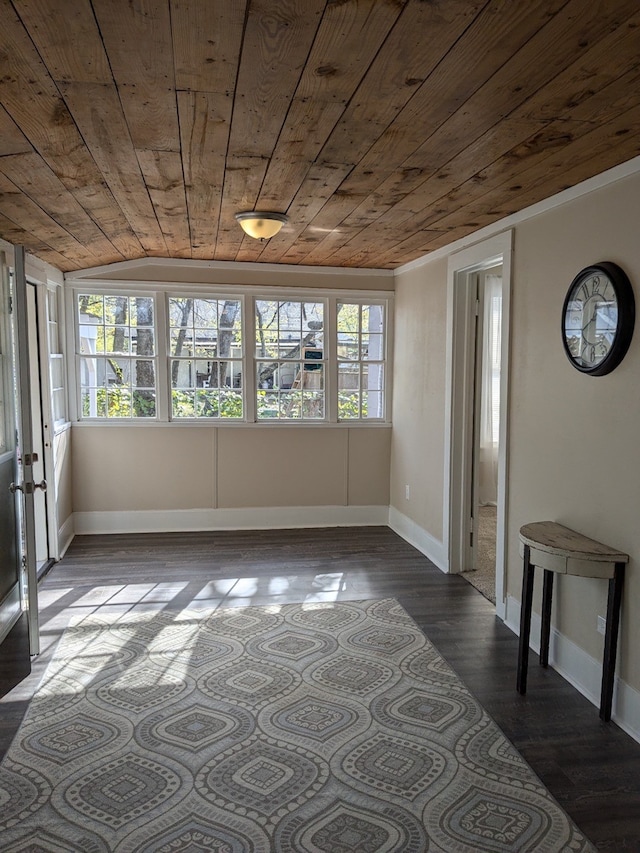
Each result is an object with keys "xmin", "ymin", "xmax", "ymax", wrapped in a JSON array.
[{"xmin": 0, "ymin": 0, "xmax": 639, "ymax": 272}]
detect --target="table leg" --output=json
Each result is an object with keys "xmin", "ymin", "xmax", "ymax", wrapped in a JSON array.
[
  {"xmin": 600, "ymin": 563, "xmax": 625, "ymax": 722},
  {"xmin": 540, "ymin": 569, "xmax": 554, "ymax": 668},
  {"xmin": 517, "ymin": 544, "xmax": 535, "ymax": 694}
]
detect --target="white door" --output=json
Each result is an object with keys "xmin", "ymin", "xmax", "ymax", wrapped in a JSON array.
[
  {"xmin": 27, "ymin": 282, "xmax": 51, "ymax": 571},
  {"xmin": 2, "ymin": 247, "xmax": 43, "ymax": 655},
  {"xmin": 0, "ymin": 252, "xmax": 22, "ymax": 646}
]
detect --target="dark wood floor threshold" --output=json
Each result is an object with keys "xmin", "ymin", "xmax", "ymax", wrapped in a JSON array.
[{"xmin": 0, "ymin": 526, "xmax": 638, "ymax": 851}]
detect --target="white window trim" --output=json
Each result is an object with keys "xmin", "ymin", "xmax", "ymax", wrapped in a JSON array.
[{"xmin": 66, "ymin": 281, "xmax": 393, "ymax": 426}]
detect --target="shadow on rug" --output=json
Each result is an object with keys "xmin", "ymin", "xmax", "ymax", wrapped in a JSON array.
[{"xmin": 0, "ymin": 599, "xmax": 594, "ymax": 852}]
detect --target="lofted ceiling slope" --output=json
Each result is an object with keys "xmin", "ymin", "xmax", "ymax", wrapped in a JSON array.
[{"xmin": 0, "ymin": 0, "xmax": 639, "ymax": 273}]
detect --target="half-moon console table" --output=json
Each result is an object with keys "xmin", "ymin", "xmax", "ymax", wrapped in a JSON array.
[{"xmin": 517, "ymin": 521, "xmax": 628, "ymax": 722}]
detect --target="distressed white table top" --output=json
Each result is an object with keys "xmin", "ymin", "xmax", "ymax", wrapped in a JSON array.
[{"xmin": 519, "ymin": 521, "xmax": 629, "ymax": 565}]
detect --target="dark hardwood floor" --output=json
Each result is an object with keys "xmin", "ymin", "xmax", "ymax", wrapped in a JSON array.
[{"xmin": 1, "ymin": 526, "xmax": 639, "ymax": 851}]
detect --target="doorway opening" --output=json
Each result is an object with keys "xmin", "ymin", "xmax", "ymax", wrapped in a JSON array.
[
  {"xmin": 444, "ymin": 231, "xmax": 512, "ymax": 620},
  {"xmin": 461, "ymin": 266, "xmax": 502, "ymax": 603}
]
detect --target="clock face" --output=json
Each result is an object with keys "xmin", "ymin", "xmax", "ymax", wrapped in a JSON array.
[{"xmin": 562, "ymin": 263, "xmax": 635, "ymax": 376}]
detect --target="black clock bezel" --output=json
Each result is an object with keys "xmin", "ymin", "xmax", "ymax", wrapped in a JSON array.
[{"xmin": 561, "ymin": 261, "xmax": 635, "ymax": 376}]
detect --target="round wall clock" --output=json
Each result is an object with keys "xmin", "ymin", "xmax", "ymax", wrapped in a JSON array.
[{"xmin": 561, "ymin": 261, "xmax": 635, "ymax": 376}]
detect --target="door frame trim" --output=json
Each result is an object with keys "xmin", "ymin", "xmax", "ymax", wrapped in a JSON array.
[
  {"xmin": 443, "ymin": 231, "xmax": 513, "ymax": 619},
  {"xmin": 14, "ymin": 246, "xmax": 40, "ymax": 655}
]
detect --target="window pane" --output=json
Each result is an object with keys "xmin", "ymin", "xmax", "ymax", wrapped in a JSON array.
[
  {"xmin": 303, "ymin": 391, "xmax": 324, "ymax": 418},
  {"xmin": 169, "ymin": 297, "xmax": 243, "ymax": 419},
  {"xmin": 134, "ymin": 361, "xmax": 155, "ymax": 389},
  {"xmin": 133, "ymin": 391, "xmax": 156, "ymax": 417},
  {"xmin": 338, "ymin": 392, "xmax": 360, "ymax": 420},
  {"xmin": 219, "ymin": 389, "xmax": 243, "ymax": 418},
  {"xmin": 196, "ymin": 388, "xmax": 219, "ymax": 417},
  {"xmin": 363, "ymin": 333, "xmax": 383, "ymax": 361},
  {"xmin": 172, "ymin": 390, "xmax": 195, "ymax": 418},
  {"xmin": 337, "ymin": 332, "xmax": 358, "ymax": 360},
  {"xmin": 77, "ymin": 293, "xmax": 157, "ymax": 419},
  {"xmin": 130, "ymin": 296, "xmax": 154, "ymax": 327},
  {"xmin": 107, "ymin": 387, "xmax": 132, "ymax": 417},
  {"xmin": 81, "ymin": 388, "xmax": 106, "ymax": 418},
  {"xmin": 337, "ymin": 303, "xmax": 385, "ymax": 421},
  {"xmin": 337, "ymin": 302, "xmax": 360, "ymax": 333},
  {"xmin": 256, "ymin": 390, "xmax": 279, "ymax": 419},
  {"xmin": 255, "ymin": 299, "xmax": 325, "ymax": 420}
]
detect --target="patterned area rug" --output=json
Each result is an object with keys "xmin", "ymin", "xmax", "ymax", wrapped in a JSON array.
[{"xmin": 0, "ymin": 599, "xmax": 594, "ymax": 852}]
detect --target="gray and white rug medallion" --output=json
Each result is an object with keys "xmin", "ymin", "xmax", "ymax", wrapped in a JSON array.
[{"xmin": 0, "ymin": 599, "xmax": 594, "ymax": 852}]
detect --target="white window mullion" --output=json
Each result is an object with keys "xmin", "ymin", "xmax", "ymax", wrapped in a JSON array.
[
  {"xmin": 384, "ymin": 298, "xmax": 393, "ymax": 422},
  {"xmin": 155, "ymin": 292, "xmax": 169, "ymax": 421},
  {"xmin": 67, "ymin": 286, "xmax": 80, "ymax": 423},
  {"xmin": 326, "ymin": 296, "xmax": 338, "ymax": 422},
  {"xmin": 245, "ymin": 295, "xmax": 256, "ymax": 422}
]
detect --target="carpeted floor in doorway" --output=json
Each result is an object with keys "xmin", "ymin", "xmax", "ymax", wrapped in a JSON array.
[
  {"xmin": 0, "ymin": 599, "xmax": 594, "ymax": 852},
  {"xmin": 463, "ymin": 505, "xmax": 497, "ymax": 603}
]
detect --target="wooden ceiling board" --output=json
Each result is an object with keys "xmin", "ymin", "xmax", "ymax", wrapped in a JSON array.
[
  {"xmin": 313, "ymin": 0, "xmax": 490, "ymax": 171},
  {"xmin": 12, "ymin": 0, "xmax": 113, "ymax": 85},
  {"xmin": 0, "ymin": 107, "xmax": 33, "ymax": 157},
  {"xmin": 0, "ymin": 2, "xmax": 143, "ymax": 261},
  {"xmin": 0, "ymin": 170, "xmax": 106, "ymax": 267},
  {"xmin": 170, "ymin": 0, "xmax": 247, "ymax": 94},
  {"xmin": 269, "ymin": 0, "xmax": 572, "ymax": 267},
  {"xmin": 178, "ymin": 90, "xmax": 232, "ymax": 260},
  {"xmin": 0, "ymin": 152, "xmax": 126, "ymax": 264},
  {"xmin": 250, "ymin": 0, "xmax": 485, "ymax": 265},
  {"xmin": 0, "ymin": 210, "xmax": 83, "ymax": 270},
  {"xmin": 315, "ymin": 1, "xmax": 640, "ymax": 266},
  {"xmin": 255, "ymin": 162, "xmax": 353, "ymax": 264},
  {"xmin": 366, "ymin": 104, "xmax": 640, "ymax": 269},
  {"xmin": 302, "ymin": 0, "xmax": 639, "ymax": 267},
  {"xmin": 57, "ymin": 80, "xmax": 170, "ymax": 255},
  {"xmin": 0, "ymin": 0, "xmax": 639, "ymax": 272}
]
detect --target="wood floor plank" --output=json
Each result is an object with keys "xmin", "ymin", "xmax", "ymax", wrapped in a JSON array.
[{"xmin": 1, "ymin": 527, "xmax": 638, "ymax": 850}]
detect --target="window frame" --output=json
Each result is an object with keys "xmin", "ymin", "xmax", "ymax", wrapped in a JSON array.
[
  {"xmin": 167, "ymin": 293, "xmax": 245, "ymax": 421},
  {"xmin": 72, "ymin": 287, "xmax": 161, "ymax": 422},
  {"xmin": 336, "ymin": 298, "xmax": 387, "ymax": 423},
  {"xmin": 253, "ymin": 295, "xmax": 328, "ymax": 423},
  {"xmin": 68, "ymin": 282, "xmax": 392, "ymax": 426}
]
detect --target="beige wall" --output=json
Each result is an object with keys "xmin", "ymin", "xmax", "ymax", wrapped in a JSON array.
[
  {"xmin": 69, "ymin": 259, "xmax": 392, "ymax": 525},
  {"xmin": 391, "ymin": 171, "xmax": 640, "ymax": 695},
  {"xmin": 72, "ymin": 425, "xmax": 391, "ymax": 513},
  {"xmin": 510, "ymin": 175, "xmax": 640, "ymax": 689},
  {"xmin": 77, "ymin": 258, "xmax": 393, "ymax": 292},
  {"xmin": 391, "ymin": 259, "xmax": 448, "ymax": 541}
]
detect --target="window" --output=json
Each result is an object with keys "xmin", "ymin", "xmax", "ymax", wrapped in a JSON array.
[
  {"xmin": 77, "ymin": 293, "xmax": 156, "ymax": 418},
  {"xmin": 48, "ymin": 288, "xmax": 67, "ymax": 427},
  {"xmin": 255, "ymin": 299, "xmax": 325, "ymax": 420},
  {"xmin": 169, "ymin": 297, "xmax": 243, "ymax": 418},
  {"xmin": 72, "ymin": 287, "xmax": 390, "ymax": 424},
  {"xmin": 337, "ymin": 302, "xmax": 385, "ymax": 419}
]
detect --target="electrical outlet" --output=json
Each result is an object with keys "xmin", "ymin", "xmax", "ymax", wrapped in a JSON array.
[
  {"xmin": 405, "ymin": 484, "xmax": 410, "ymax": 501},
  {"xmin": 597, "ymin": 615, "xmax": 606, "ymax": 635}
]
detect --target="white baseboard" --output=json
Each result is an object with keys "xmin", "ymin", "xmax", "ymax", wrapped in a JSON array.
[
  {"xmin": 58, "ymin": 515, "xmax": 75, "ymax": 558},
  {"xmin": 0, "ymin": 583, "xmax": 21, "ymax": 645},
  {"xmin": 505, "ymin": 595, "xmax": 640, "ymax": 744},
  {"xmin": 73, "ymin": 505, "xmax": 390, "ymax": 535},
  {"xmin": 388, "ymin": 507, "xmax": 448, "ymax": 572}
]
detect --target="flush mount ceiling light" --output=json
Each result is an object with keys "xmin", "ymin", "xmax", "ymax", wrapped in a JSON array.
[{"xmin": 235, "ymin": 211, "xmax": 288, "ymax": 240}]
